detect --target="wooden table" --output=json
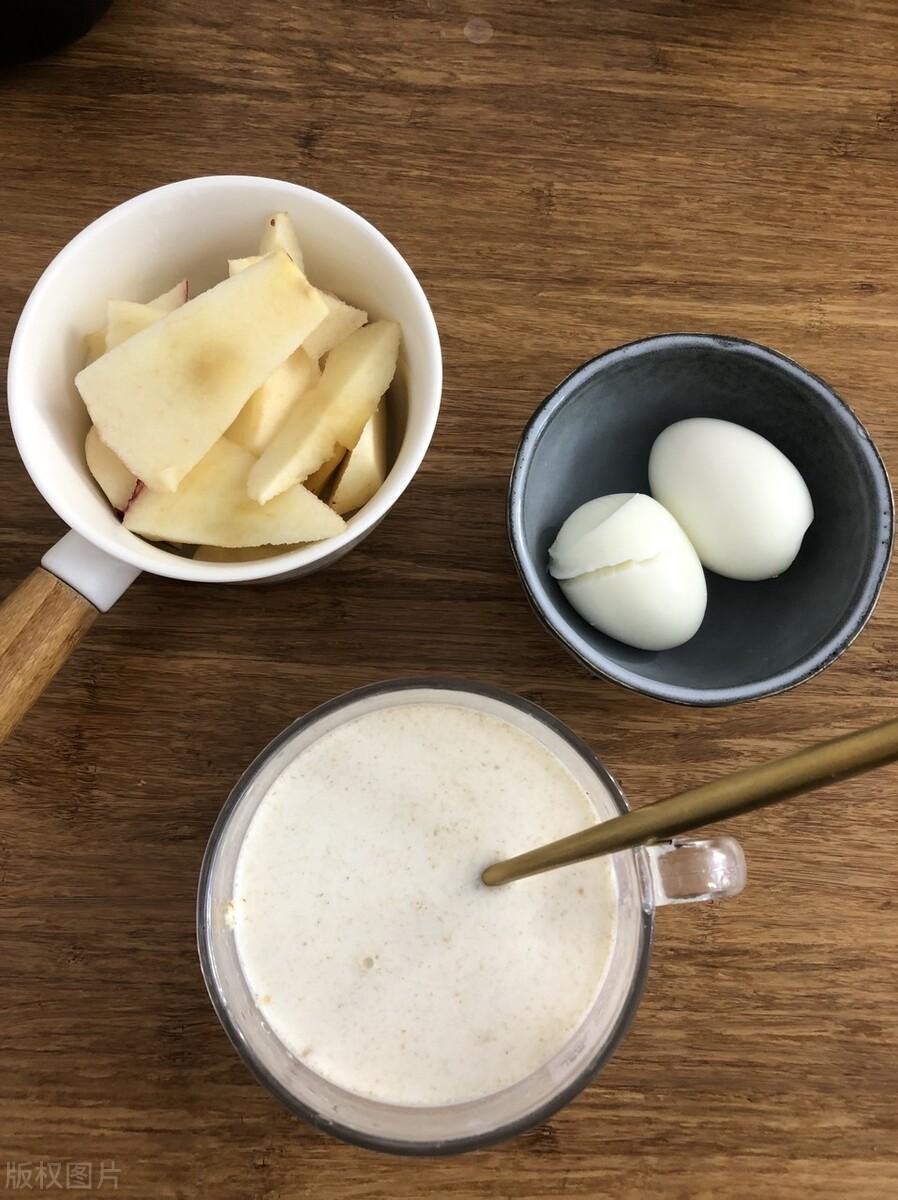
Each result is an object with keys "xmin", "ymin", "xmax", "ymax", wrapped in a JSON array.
[{"xmin": 2, "ymin": 2, "xmax": 898, "ymax": 1196}]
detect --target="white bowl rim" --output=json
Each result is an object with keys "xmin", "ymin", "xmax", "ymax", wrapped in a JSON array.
[{"xmin": 7, "ymin": 174, "xmax": 442, "ymax": 583}]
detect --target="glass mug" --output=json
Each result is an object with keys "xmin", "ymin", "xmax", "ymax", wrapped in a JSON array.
[{"xmin": 197, "ymin": 680, "xmax": 745, "ymax": 1155}]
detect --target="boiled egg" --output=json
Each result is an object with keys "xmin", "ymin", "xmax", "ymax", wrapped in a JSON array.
[
  {"xmin": 649, "ymin": 418, "xmax": 813, "ymax": 581},
  {"xmin": 548, "ymin": 493, "xmax": 707, "ymax": 651}
]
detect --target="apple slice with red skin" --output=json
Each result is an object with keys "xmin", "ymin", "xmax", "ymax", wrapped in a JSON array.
[
  {"xmin": 123, "ymin": 437, "xmax": 345, "ymax": 547},
  {"xmin": 77, "ymin": 251, "xmax": 327, "ymax": 493}
]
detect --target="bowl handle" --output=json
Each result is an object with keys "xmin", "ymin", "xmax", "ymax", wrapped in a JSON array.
[{"xmin": 0, "ymin": 531, "xmax": 140, "ymax": 743}]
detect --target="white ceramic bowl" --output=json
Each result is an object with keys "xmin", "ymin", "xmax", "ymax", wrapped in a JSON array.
[{"xmin": 7, "ymin": 175, "xmax": 442, "ymax": 594}]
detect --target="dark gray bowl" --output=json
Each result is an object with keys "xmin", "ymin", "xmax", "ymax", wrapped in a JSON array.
[{"xmin": 508, "ymin": 334, "xmax": 893, "ymax": 706}]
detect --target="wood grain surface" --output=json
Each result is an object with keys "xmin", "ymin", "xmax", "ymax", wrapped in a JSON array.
[{"xmin": 2, "ymin": 2, "xmax": 898, "ymax": 1197}]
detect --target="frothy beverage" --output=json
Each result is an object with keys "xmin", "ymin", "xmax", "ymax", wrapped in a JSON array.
[{"xmin": 231, "ymin": 702, "xmax": 618, "ymax": 1106}]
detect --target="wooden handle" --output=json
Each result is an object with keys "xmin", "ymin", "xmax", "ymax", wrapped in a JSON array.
[{"xmin": 0, "ymin": 568, "xmax": 99, "ymax": 743}]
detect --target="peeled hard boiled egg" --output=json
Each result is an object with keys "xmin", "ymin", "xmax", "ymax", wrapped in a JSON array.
[
  {"xmin": 649, "ymin": 418, "xmax": 814, "ymax": 581},
  {"xmin": 548, "ymin": 493, "xmax": 707, "ymax": 651}
]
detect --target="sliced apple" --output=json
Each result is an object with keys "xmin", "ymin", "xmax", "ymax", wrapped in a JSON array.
[
  {"xmin": 226, "ymin": 348, "xmax": 320, "ymax": 456},
  {"xmin": 259, "ymin": 211, "xmax": 304, "ymax": 272},
  {"xmin": 77, "ymin": 251, "xmax": 328, "ymax": 493},
  {"xmin": 230, "ymin": 247, "xmax": 364, "ymax": 360},
  {"xmin": 247, "ymin": 320, "xmax": 400, "ymax": 505},
  {"xmin": 304, "ymin": 447, "xmax": 345, "ymax": 497},
  {"xmin": 124, "ymin": 437, "xmax": 345, "ymax": 546},
  {"xmin": 228, "ymin": 255, "xmax": 261, "ymax": 277},
  {"xmin": 303, "ymin": 292, "xmax": 367, "ymax": 361},
  {"xmin": 149, "ymin": 279, "xmax": 188, "ymax": 312},
  {"xmin": 84, "ymin": 280, "xmax": 187, "ymax": 363},
  {"xmin": 83, "ymin": 329, "xmax": 107, "ymax": 367},
  {"xmin": 194, "ymin": 543, "xmax": 304, "ymax": 562},
  {"xmin": 329, "ymin": 401, "xmax": 388, "ymax": 515},
  {"xmin": 85, "ymin": 425, "xmax": 138, "ymax": 512},
  {"xmin": 106, "ymin": 300, "xmax": 162, "ymax": 350}
]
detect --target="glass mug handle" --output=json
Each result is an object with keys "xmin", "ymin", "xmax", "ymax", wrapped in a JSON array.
[{"xmin": 645, "ymin": 836, "xmax": 747, "ymax": 906}]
